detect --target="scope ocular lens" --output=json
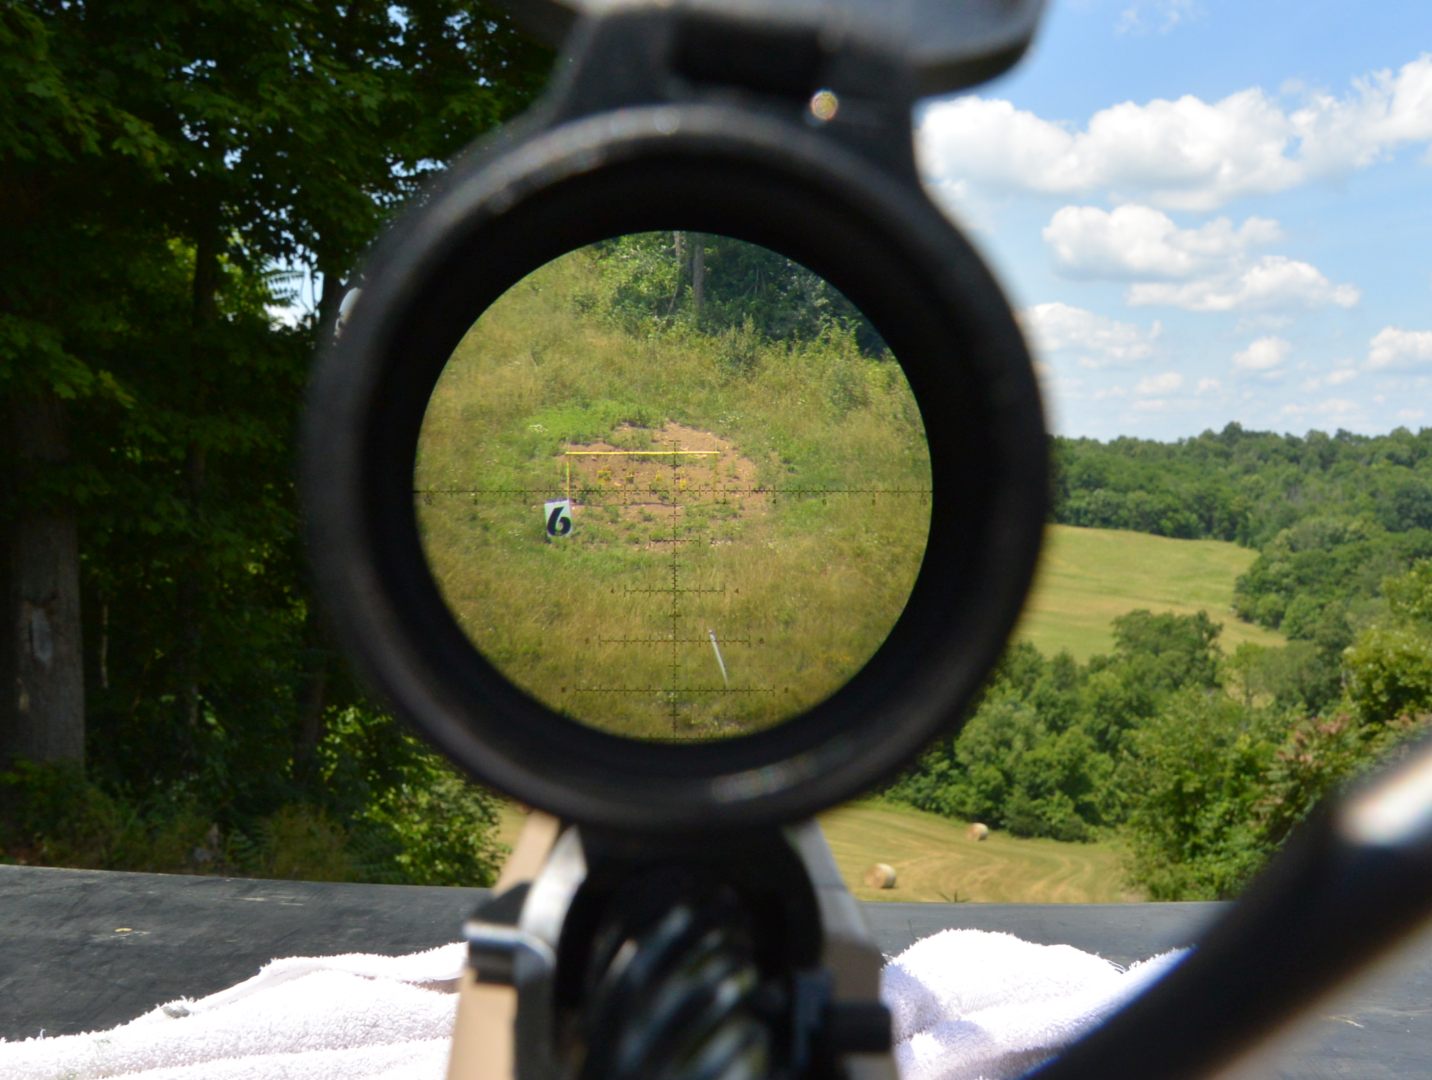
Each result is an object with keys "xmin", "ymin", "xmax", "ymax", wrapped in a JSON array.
[{"xmin": 415, "ymin": 234, "xmax": 932, "ymax": 742}]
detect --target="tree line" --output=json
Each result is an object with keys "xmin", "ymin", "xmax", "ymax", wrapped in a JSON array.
[
  {"xmin": 1055, "ymin": 426, "xmax": 1432, "ymax": 709},
  {"xmin": 2, "ymin": 2, "xmax": 549, "ymax": 883}
]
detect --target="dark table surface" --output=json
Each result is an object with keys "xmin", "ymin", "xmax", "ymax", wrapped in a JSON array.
[{"xmin": 2, "ymin": 865, "xmax": 1428, "ymax": 1076}]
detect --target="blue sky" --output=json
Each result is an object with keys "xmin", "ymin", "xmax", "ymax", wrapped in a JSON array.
[{"xmin": 913, "ymin": 0, "xmax": 1432, "ymax": 440}]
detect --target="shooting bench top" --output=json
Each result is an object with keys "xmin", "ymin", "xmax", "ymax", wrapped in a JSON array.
[{"xmin": 1, "ymin": 864, "xmax": 1428, "ymax": 1076}]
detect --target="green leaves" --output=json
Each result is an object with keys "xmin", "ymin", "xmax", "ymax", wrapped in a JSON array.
[
  {"xmin": 1345, "ymin": 560, "xmax": 1432, "ymax": 723},
  {"xmin": 2, "ymin": 1, "xmax": 549, "ymax": 883}
]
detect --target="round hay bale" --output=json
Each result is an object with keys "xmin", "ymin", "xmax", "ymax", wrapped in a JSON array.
[
  {"xmin": 863, "ymin": 862, "xmax": 897, "ymax": 889},
  {"xmin": 968, "ymin": 822, "xmax": 990, "ymax": 842}
]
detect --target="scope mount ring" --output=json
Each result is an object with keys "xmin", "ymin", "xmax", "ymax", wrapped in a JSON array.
[{"xmin": 305, "ymin": 95, "xmax": 1047, "ymax": 835}]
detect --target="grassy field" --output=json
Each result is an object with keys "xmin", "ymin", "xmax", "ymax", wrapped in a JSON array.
[
  {"xmin": 820, "ymin": 800, "xmax": 1142, "ymax": 903},
  {"xmin": 416, "ymin": 242, "xmax": 931, "ymax": 741},
  {"xmin": 1015, "ymin": 524, "xmax": 1285, "ymax": 662},
  {"xmin": 495, "ymin": 800, "xmax": 1143, "ymax": 904}
]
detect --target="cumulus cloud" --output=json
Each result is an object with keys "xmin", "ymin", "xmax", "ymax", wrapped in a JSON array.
[
  {"xmin": 1234, "ymin": 336, "xmax": 1291, "ymax": 372},
  {"xmin": 917, "ymin": 54, "xmax": 1432, "ymax": 211},
  {"xmin": 1041, "ymin": 204, "xmax": 1354, "ymax": 312},
  {"xmin": 1020, "ymin": 302, "xmax": 1162, "ymax": 368},
  {"xmin": 1128, "ymin": 255, "xmax": 1359, "ymax": 312},
  {"xmin": 1366, "ymin": 326, "xmax": 1432, "ymax": 370},
  {"xmin": 1043, "ymin": 205, "xmax": 1281, "ymax": 280},
  {"xmin": 1135, "ymin": 372, "xmax": 1184, "ymax": 395},
  {"xmin": 1196, "ymin": 377, "xmax": 1222, "ymax": 394}
]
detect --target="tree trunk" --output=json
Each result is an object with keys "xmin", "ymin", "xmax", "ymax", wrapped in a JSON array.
[
  {"xmin": 690, "ymin": 233, "xmax": 705, "ymax": 321},
  {"xmin": 316, "ymin": 254, "xmax": 346, "ymax": 332},
  {"xmin": 1, "ymin": 395, "xmax": 85, "ymax": 768},
  {"xmin": 176, "ymin": 226, "xmax": 220, "ymax": 734}
]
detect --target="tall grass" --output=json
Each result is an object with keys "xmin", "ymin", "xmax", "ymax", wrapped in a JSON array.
[{"xmin": 415, "ymin": 244, "xmax": 931, "ymax": 740}]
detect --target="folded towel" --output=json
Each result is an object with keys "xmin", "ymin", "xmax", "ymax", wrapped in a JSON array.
[
  {"xmin": 0, "ymin": 931, "xmax": 1185, "ymax": 1079},
  {"xmin": 0, "ymin": 943, "xmax": 466, "ymax": 1080},
  {"xmin": 881, "ymin": 929, "xmax": 1188, "ymax": 1080}
]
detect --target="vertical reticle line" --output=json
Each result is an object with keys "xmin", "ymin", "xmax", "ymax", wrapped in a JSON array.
[
  {"xmin": 562, "ymin": 445, "xmax": 718, "ymax": 730},
  {"xmin": 670, "ymin": 451, "xmax": 680, "ymax": 729},
  {"xmin": 414, "ymin": 464, "xmax": 931, "ymax": 738}
]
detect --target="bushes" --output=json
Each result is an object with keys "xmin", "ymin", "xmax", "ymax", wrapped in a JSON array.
[
  {"xmin": 1, "ymin": 760, "xmax": 215, "ymax": 873},
  {"xmin": 1, "ymin": 708, "xmax": 507, "ymax": 887},
  {"xmin": 1122, "ymin": 692, "xmax": 1278, "ymax": 900}
]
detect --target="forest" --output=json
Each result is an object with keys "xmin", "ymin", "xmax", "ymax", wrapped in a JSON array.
[
  {"xmin": 1, "ymin": 2, "xmax": 552, "ymax": 885},
  {"xmin": 4, "ymin": 3, "xmax": 1431, "ymax": 901}
]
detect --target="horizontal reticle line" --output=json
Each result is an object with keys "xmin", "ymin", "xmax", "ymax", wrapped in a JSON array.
[
  {"xmin": 595, "ymin": 636, "xmax": 755, "ymax": 645},
  {"xmin": 567, "ymin": 686, "xmax": 779, "ymax": 694},
  {"xmin": 562, "ymin": 449, "xmax": 720, "ymax": 456},
  {"xmin": 414, "ymin": 486, "xmax": 932, "ymax": 495}
]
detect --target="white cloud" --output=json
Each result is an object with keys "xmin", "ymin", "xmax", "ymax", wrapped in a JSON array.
[
  {"xmin": 1128, "ymin": 255, "xmax": 1359, "ymax": 312},
  {"xmin": 1303, "ymin": 367, "xmax": 1359, "ymax": 391},
  {"xmin": 1042, "ymin": 204, "xmax": 1353, "ymax": 312},
  {"xmin": 1118, "ymin": 0, "xmax": 1204, "ymax": 36},
  {"xmin": 1367, "ymin": 326, "xmax": 1432, "ymax": 370},
  {"xmin": 1043, "ymin": 205, "xmax": 1280, "ymax": 280},
  {"xmin": 1281, "ymin": 398, "xmax": 1362, "ymax": 421},
  {"xmin": 1397, "ymin": 408, "xmax": 1427, "ymax": 422},
  {"xmin": 1196, "ymin": 377, "xmax": 1221, "ymax": 394},
  {"xmin": 1136, "ymin": 371, "xmax": 1184, "ymax": 395},
  {"xmin": 1292, "ymin": 56, "xmax": 1432, "ymax": 174},
  {"xmin": 1234, "ymin": 336, "xmax": 1291, "ymax": 372},
  {"xmin": 917, "ymin": 55, "xmax": 1432, "ymax": 211},
  {"xmin": 1020, "ymin": 302, "xmax": 1162, "ymax": 368}
]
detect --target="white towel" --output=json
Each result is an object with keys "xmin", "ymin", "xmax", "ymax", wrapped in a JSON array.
[
  {"xmin": 0, "ymin": 931, "xmax": 1185, "ymax": 1079},
  {"xmin": 0, "ymin": 943, "xmax": 467, "ymax": 1080},
  {"xmin": 881, "ymin": 929, "xmax": 1188, "ymax": 1080}
]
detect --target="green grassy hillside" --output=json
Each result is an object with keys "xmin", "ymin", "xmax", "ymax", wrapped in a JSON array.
[
  {"xmin": 416, "ymin": 243, "xmax": 930, "ymax": 742},
  {"xmin": 820, "ymin": 799, "xmax": 1143, "ymax": 904},
  {"xmin": 496, "ymin": 800, "xmax": 1143, "ymax": 904},
  {"xmin": 1015, "ymin": 524, "xmax": 1285, "ymax": 662}
]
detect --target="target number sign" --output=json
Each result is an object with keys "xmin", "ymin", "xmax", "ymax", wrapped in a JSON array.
[{"xmin": 545, "ymin": 499, "xmax": 573, "ymax": 538}]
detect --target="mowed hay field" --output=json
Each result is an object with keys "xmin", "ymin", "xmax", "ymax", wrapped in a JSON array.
[
  {"xmin": 1014, "ymin": 524, "xmax": 1286, "ymax": 662},
  {"xmin": 495, "ymin": 800, "xmax": 1143, "ymax": 904},
  {"xmin": 819, "ymin": 800, "xmax": 1142, "ymax": 904}
]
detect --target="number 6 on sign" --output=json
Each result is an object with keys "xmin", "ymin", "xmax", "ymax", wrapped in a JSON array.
[{"xmin": 544, "ymin": 499, "xmax": 573, "ymax": 538}]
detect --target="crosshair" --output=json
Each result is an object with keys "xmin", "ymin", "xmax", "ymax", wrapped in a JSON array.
[{"xmin": 414, "ymin": 441, "xmax": 931, "ymax": 739}]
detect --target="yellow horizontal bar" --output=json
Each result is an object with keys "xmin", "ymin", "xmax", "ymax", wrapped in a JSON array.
[{"xmin": 563, "ymin": 450, "xmax": 720, "ymax": 456}]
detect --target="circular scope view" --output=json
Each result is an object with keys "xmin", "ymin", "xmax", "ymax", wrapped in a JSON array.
[{"xmin": 415, "ymin": 233, "xmax": 932, "ymax": 741}]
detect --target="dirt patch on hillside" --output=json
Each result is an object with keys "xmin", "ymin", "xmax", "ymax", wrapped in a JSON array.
[{"xmin": 564, "ymin": 421, "xmax": 768, "ymax": 529}]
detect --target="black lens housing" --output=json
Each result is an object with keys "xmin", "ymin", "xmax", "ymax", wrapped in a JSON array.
[{"xmin": 304, "ymin": 102, "xmax": 1047, "ymax": 834}]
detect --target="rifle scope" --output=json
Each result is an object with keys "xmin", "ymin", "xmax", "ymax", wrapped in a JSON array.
[{"xmin": 301, "ymin": 0, "xmax": 1049, "ymax": 835}]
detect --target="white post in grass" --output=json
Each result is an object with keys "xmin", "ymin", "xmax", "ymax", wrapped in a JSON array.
[{"xmin": 707, "ymin": 629, "xmax": 730, "ymax": 689}]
